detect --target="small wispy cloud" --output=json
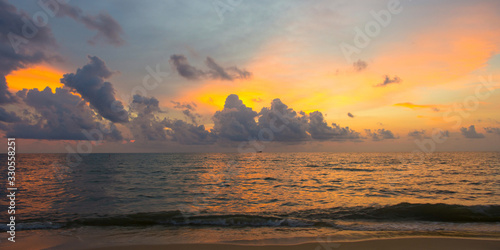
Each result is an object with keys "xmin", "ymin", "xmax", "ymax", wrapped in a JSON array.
[
  {"xmin": 375, "ymin": 75, "xmax": 402, "ymax": 87},
  {"xmin": 353, "ymin": 60, "xmax": 367, "ymax": 72}
]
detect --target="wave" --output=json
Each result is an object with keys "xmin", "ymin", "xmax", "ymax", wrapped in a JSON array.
[
  {"xmin": 3, "ymin": 203, "xmax": 499, "ymax": 231},
  {"xmin": 291, "ymin": 203, "xmax": 500, "ymax": 223}
]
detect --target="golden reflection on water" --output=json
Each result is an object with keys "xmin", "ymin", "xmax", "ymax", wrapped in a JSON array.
[{"xmin": 7, "ymin": 152, "xmax": 500, "ymax": 219}]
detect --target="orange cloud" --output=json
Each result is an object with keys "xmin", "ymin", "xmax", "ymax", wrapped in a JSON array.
[{"xmin": 394, "ymin": 102, "xmax": 441, "ymax": 111}]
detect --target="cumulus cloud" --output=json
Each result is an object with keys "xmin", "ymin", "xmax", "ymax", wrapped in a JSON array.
[
  {"xmin": 2, "ymin": 87, "xmax": 122, "ymax": 140},
  {"xmin": 408, "ymin": 130, "xmax": 426, "ymax": 139},
  {"xmin": 61, "ymin": 56, "xmax": 128, "ymax": 123},
  {"xmin": 460, "ymin": 125, "xmax": 484, "ymax": 138},
  {"xmin": 212, "ymin": 94, "xmax": 259, "ymax": 141},
  {"xmin": 308, "ymin": 111, "xmax": 360, "ymax": 141},
  {"xmin": 128, "ymin": 94, "xmax": 168, "ymax": 141},
  {"xmin": 128, "ymin": 95, "xmax": 215, "ymax": 144},
  {"xmin": 353, "ymin": 59, "xmax": 367, "ymax": 72},
  {"xmin": 484, "ymin": 127, "xmax": 500, "ymax": 135},
  {"xmin": 211, "ymin": 96, "xmax": 362, "ymax": 143},
  {"xmin": 182, "ymin": 109, "xmax": 201, "ymax": 125},
  {"xmin": 171, "ymin": 101, "xmax": 200, "ymax": 124},
  {"xmin": 347, "ymin": 112, "xmax": 354, "ymax": 118},
  {"xmin": 164, "ymin": 119, "xmax": 216, "ymax": 145},
  {"xmin": 0, "ymin": 0, "xmax": 58, "ymax": 104},
  {"xmin": 132, "ymin": 95, "xmax": 161, "ymax": 114},
  {"xmin": 57, "ymin": 2, "xmax": 124, "ymax": 46},
  {"xmin": 258, "ymin": 98, "xmax": 310, "ymax": 142},
  {"xmin": 376, "ymin": 75, "xmax": 402, "ymax": 87},
  {"xmin": 365, "ymin": 129, "xmax": 397, "ymax": 141},
  {"xmin": 170, "ymin": 54, "xmax": 251, "ymax": 81}
]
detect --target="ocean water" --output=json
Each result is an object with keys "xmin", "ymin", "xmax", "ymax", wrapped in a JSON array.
[{"xmin": 0, "ymin": 152, "xmax": 499, "ymax": 247}]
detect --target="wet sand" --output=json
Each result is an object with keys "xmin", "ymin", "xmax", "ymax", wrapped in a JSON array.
[{"xmin": 88, "ymin": 237, "xmax": 500, "ymax": 250}]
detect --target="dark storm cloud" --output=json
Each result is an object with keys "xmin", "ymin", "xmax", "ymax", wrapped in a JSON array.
[
  {"xmin": 308, "ymin": 111, "xmax": 360, "ymax": 141},
  {"xmin": 0, "ymin": 0, "xmax": 58, "ymax": 104},
  {"xmin": 347, "ymin": 112, "xmax": 354, "ymax": 118},
  {"xmin": 212, "ymin": 94, "xmax": 259, "ymax": 141},
  {"xmin": 484, "ymin": 127, "xmax": 500, "ymax": 135},
  {"xmin": 365, "ymin": 129, "xmax": 397, "ymax": 141},
  {"xmin": 2, "ymin": 87, "xmax": 122, "ymax": 140},
  {"xmin": 61, "ymin": 56, "xmax": 128, "ymax": 123},
  {"xmin": 258, "ymin": 98, "xmax": 310, "ymax": 142},
  {"xmin": 353, "ymin": 59, "xmax": 367, "ymax": 72},
  {"xmin": 0, "ymin": 107, "xmax": 22, "ymax": 123},
  {"xmin": 57, "ymin": 2, "xmax": 124, "ymax": 46},
  {"xmin": 460, "ymin": 125, "xmax": 484, "ymax": 139},
  {"xmin": 170, "ymin": 54, "xmax": 251, "ymax": 81},
  {"xmin": 376, "ymin": 75, "xmax": 402, "ymax": 87}
]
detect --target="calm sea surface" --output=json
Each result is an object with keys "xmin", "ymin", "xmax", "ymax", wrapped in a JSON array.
[{"xmin": 0, "ymin": 152, "xmax": 499, "ymax": 247}]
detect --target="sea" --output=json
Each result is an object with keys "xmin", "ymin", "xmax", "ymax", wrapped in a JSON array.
[{"xmin": 0, "ymin": 152, "xmax": 499, "ymax": 248}]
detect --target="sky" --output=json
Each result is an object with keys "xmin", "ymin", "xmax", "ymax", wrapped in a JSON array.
[{"xmin": 0, "ymin": 0, "xmax": 499, "ymax": 153}]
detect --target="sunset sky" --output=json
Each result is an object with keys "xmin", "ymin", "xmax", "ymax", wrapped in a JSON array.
[{"xmin": 1, "ymin": 0, "xmax": 499, "ymax": 153}]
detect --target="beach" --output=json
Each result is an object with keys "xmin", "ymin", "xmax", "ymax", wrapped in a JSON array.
[
  {"xmin": 4, "ymin": 234, "xmax": 500, "ymax": 250},
  {"xmin": 10, "ymin": 237, "xmax": 494, "ymax": 250},
  {"xmin": 1, "ymin": 153, "xmax": 499, "ymax": 249},
  {"xmin": 90, "ymin": 238, "xmax": 500, "ymax": 250}
]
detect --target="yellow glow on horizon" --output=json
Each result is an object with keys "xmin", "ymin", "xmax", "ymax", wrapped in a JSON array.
[{"xmin": 394, "ymin": 102, "xmax": 440, "ymax": 110}]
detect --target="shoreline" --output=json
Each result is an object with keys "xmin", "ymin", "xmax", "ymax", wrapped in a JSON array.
[
  {"xmin": 87, "ymin": 237, "xmax": 500, "ymax": 250},
  {"xmin": 5, "ymin": 231, "xmax": 500, "ymax": 249}
]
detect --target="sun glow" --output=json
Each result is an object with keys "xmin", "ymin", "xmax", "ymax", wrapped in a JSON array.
[{"xmin": 6, "ymin": 65, "xmax": 64, "ymax": 92}]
